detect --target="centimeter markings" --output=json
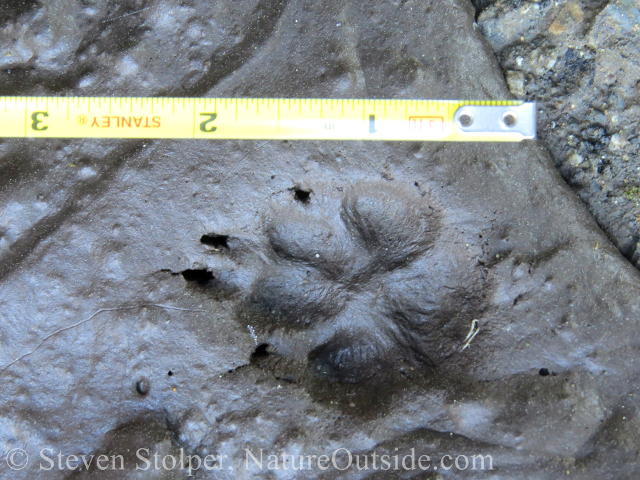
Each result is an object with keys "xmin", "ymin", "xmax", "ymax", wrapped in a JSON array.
[{"xmin": 0, "ymin": 97, "xmax": 532, "ymax": 142}]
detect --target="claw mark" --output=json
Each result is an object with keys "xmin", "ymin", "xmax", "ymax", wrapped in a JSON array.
[
  {"xmin": 1, "ymin": 304, "xmax": 204, "ymax": 372},
  {"xmin": 461, "ymin": 319, "xmax": 480, "ymax": 351}
]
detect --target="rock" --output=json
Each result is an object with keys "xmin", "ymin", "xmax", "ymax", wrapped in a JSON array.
[
  {"xmin": 609, "ymin": 132, "xmax": 627, "ymax": 150},
  {"xmin": 505, "ymin": 69, "xmax": 525, "ymax": 96},
  {"xmin": 568, "ymin": 151, "xmax": 584, "ymax": 166},
  {"xmin": 478, "ymin": 0, "xmax": 554, "ymax": 51},
  {"xmin": 548, "ymin": 3, "xmax": 585, "ymax": 34},
  {"xmin": 530, "ymin": 47, "xmax": 559, "ymax": 76},
  {"xmin": 478, "ymin": 0, "xmax": 640, "ymax": 267}
]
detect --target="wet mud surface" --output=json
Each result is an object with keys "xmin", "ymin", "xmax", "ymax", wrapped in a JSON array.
[{"xmin": 1, "ymin": 0, "xmax": 640, "ymax": 479}]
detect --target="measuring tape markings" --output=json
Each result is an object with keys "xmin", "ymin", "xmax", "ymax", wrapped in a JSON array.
[{"xmin": 0, "ymin": 97, "xmax": 535, "ymax": 141}]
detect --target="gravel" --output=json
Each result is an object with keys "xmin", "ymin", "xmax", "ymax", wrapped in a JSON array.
[{"xmin": 478, "ymin": 0, "xmax": 640, "ymax": 266}]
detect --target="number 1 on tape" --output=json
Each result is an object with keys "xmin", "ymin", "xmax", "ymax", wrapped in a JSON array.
[{"xmin": 0, "ymin": 97, "xmax": 536, "ymax": 141}]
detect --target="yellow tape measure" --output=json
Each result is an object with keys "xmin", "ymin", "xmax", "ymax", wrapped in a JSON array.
[{"xmin": 0, "ymin": 97, "xmax": 536, "ymax": 141}]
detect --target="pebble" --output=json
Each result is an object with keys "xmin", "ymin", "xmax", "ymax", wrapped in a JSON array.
[
  {"xmin": 505, "ymin": 70, "xmax": 525, "ymax": 96},
  {"xmin": 136, "ymin": 378, "xmax": 150, "ymax": 396},
  {"xmin": 609, "ymin": 133, "xmax": 627, "ymax": 150},
  {"xmin": 568, "ymin": 152, "xmax": 584, "ymax": 166}
]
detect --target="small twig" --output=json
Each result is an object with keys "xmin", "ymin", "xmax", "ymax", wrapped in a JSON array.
[
  {"xmin": 102, "ymin": 6, "xmax": 151, "ymax": 23},
  {"xmin": 371, "ymin": 285, "xmax": 383, "ymax": 307},
  {"xmin": 247, "ymin": 325, "xmax": 258, "ymax": 345},
  {"xmin": 461, "ymin": 319, "xmax": 480, "ymax": 351},
  {"xmin": 1, "ymin": 304, "xmax": 204, "ymax": 372}
]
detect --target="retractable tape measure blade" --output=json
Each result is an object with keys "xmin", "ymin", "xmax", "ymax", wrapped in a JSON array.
[{"xmin": 0, "ymin": 97, "xmax": 536, "ymax": 141}]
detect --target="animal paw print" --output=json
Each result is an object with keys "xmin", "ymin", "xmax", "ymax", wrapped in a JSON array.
[{"xmin": 239, "ymin": 182, "xmax": 487, "ymax": 383}]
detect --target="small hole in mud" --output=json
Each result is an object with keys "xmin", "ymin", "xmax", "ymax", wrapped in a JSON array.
[
  {"xmin": 200, "ymin": 233, "xmax": 229, "ymax": 249},
  {"xmin": 539, "ymin": 368, "xmax": 550, "ymax": 376},
  {"xmin": 293, "ymin": 188, "xmax": 311, "ymax": 203},
  {"xmin": 167, "ymin": 370, "xmax": 173, "ymax": 376},
  {"xmin": 251, "ymin": 343, "xmax": 270, "ymax": 362},
  {"xmin": 181, "ymin": 269, "xmax": 214, "ymax": 285}
]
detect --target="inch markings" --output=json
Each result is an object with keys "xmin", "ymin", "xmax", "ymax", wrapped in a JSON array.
[{"xmin": 0, "ymin": 97, "xmax": 535, "ymax": 141}]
